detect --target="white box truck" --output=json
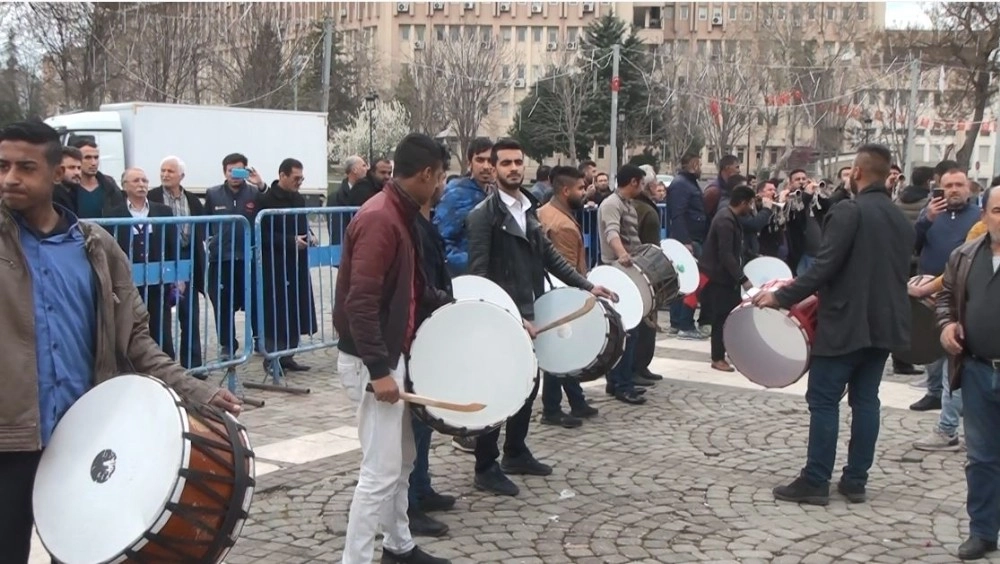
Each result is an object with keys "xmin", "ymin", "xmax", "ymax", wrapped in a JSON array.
[{"xmin": 45, "ymin": 102, "xmax": 330, "ymax": 205}]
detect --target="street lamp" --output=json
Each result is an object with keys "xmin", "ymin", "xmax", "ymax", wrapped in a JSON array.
[
  {"xmin": 863, "ymin": 117, "xmax": 874, "ymax": 144},
  {"xmin": 364, "ymin": 92, "xmax": 379, "ymax": 165}
]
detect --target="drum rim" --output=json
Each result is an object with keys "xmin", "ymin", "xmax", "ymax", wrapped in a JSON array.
[
  {"xmin": 723, "ymin": 304, "xmax": 812, "ymax": 388},
  {"xmin": 534, "ymin": 287, "xmax": 611, "ymax": 376},
  {"xmin": 744, "ymin": 256, "xmax": 794, "ymax": 287},
  {"xmin": 407, "ymin": 299, "xmax": 537, "ymax": 431},
  {"xmin": 451, "ymin": 275, "xmax": 521, "ymax": 319},
  {"xmin": 575, "ymin": 300, "xmax": 627, "ymax": 381},
  {"xmin": 539, "ymin": 296, "xmax": 620, "ymax": 378}
]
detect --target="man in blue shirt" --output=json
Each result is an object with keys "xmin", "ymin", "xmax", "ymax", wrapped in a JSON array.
[{"xmin": 0, "ymin": 120, "xmax": 242, "ymax": 564}]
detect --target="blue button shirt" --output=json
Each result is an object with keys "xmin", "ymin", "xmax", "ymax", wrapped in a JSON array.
[{"xmin": 18, "ymin": 211, "xmax": 97, "ymax": 445}]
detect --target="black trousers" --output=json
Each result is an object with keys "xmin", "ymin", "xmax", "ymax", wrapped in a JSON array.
[
  {"xmin": 138, "ymin": 285, "xmax": 174, "ymax": 359},
  {"xmin": 208, "ymin": 260, "xmax": 257, "ymax": 357},
  {"xmin": 0, "ymin": 451, "xmax": 43, "ymax": 564},
  {"xmin": 703, "ymin": 281, "xmax": 743, "ymax": 362},
  {"xmin": 474, "ymin": 374, "xmax": 540, "ymax": 473},
  {"xmin": 634, "ymin": 313, "xmax": 659, "ymax": 373}
]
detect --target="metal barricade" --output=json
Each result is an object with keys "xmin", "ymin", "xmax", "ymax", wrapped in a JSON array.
[
  {"xmin": 576, "ymin": 204, "xmax": 670, "ymax": 268},
  {"xmin": 92, "ymin": 215, "xmax": 263, "ymax": 407},
  {"xmin": 251, "ymin": 206, "xmax": 359, "ymax": 393}
]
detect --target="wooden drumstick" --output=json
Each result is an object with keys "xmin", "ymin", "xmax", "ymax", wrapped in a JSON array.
[
  {"xmin": 365, "ymin": 384, "xmax": 486, "ymax": 412},
  {"xmin": 534, "ymin": 295, "xmax": 598, "ymax": 336}
]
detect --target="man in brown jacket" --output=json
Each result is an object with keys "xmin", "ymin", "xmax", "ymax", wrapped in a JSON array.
[
  {"xmin": 537, "ymin": 166, "xmax": 598, "ymax": 428},
  {"xmin": 935, "ymin": 185, "xmax": 1000, "ymax": 561},
  {"xmin": 0, "ymin": 120, "xmax": 240, "ymax": 564}
]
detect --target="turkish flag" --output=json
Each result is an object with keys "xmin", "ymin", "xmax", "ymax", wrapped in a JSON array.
[{"xmin": 683, "ymin": 273, "xmax": 710, "ymax": 308}]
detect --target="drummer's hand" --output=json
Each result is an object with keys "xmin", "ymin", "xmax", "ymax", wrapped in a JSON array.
[
  {"xmin": 751, "ymin": 290, "xmax": 779, "ymax": 309},
  {"xmin": 908, "ymin": 283, "xmax": 934, "ymax": 299},
  {"xmin": 617, "ymin": 254, "xmax": 633, "ymax": 268},
  {"xmin": 209, "ymin": 389, "xmax": 243, "ymax": 415},
  {"xmin": 370, "ymin": 376, "xmax": 400, "ymax": 403},
  {"xmin": 941, "ymin": 322, "xmax": 964, "ymax": 356},
  {"xmin": 591, "ymin": 285, "xmax": 618, "ymax": 303},
  {"xmin": 522, "ymin": 319, "xmax": 538, "ymax": 339}
]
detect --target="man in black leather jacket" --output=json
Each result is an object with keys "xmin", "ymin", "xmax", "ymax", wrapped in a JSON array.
[{"xmin": 465, "ymin": 138, "xmax": 615, "ymax": 498}]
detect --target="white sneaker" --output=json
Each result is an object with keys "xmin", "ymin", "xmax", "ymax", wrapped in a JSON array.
[{"xmin": 913, "ymin": 429, "xmax": 960, "ymax": 452}]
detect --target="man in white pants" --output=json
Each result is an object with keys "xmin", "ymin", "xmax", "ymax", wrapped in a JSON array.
[{"xmin": 332, "ymin": 133, "xmax": 451, "ymax": 564}]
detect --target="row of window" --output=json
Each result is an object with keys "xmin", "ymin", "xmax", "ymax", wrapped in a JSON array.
[
  {"xmin": 398, "ymin": 24, "xmax": 582, "ymax": 44},
  {"xmin": 640, "ymin": 3, "xmax": 868, "ymax": 25}
]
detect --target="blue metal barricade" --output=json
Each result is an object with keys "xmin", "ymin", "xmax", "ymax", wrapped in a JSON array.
[
  {"xmin": 93, "ymin": 215, "xmax": 261, "ymax": 405},
  {"xmin": 576, "ymin": 204, "xmax": 670, "ymax": 268},
  {"xmin": 252, "ymin": 206, "xmax": 359, "ymax": 392}
]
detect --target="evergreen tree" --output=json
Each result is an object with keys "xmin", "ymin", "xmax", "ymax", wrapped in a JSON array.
[
  {"xmin": 508, "ymin": 95, "xmax": 556, "ymax": 163},
  {"xmin": 297, "ymin": 21, "xmax": 360, "ymax": 131}
]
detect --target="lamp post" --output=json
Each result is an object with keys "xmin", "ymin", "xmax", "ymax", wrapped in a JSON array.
[
  {"xmin": 364, "ymin": 92, "xmax": 379, "ymax": 165},
  {"xmin": 863, "ymin": 117, "xmax": 874, "ymax": 145}
]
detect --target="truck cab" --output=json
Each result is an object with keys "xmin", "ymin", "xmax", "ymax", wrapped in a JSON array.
[{"xmin": 45, "ymin": 111, "xmax": 126, "ymax": 184}]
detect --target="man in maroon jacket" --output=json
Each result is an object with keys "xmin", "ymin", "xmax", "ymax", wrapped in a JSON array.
[{"xmin": 332, "ymin": 133, "xmax": 451, "ymax": 564}]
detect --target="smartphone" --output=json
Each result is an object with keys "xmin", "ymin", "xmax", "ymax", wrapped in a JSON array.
[
  {"xmin": 932, "ymin": 188, "xmax": 945, "ymax": 199},
  {"xmin": 231, "ymin": 167, "xmax": 249, "ymax": 180}
]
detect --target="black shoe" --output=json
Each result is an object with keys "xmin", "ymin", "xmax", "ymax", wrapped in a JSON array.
[
  {"xmin": 837, "ymin": 479, "xmax": 867, "ymax": 503},
  {"xmin": 910, "ymin": 394, "xmax": 942, "ymax": 412},
  {"xmin": 501, "ymin": 453, "xmax": 552, "ymax": 476},
  {"xmin": 893, "ymin": 361, "xmax": 923, "ymax": 375},
  {"xmin": 474, "ymin": 464, "xmax": 519, "ymax": 496},
  {"xmin": 606, "ymin": 384, "xmax": 646, "ymax": 396},
  {"xmin": 959, "ymin": 537, "xmax": 998, "ymax": 560},
  {"xmin": 633, "ymin": 374, "xmax": 656, "ymax": 387},
  {"xmin": 281, "ymin": 358, "xmax": 311, "ymax": 372},
  {"xmin": 615, "ymin": 390, "xmax": 647, "ymax": 405},
  {"xmin": 540, "ymin": 411, "xmax": 583, "ymax": 428},
  {"xmin": 406, "ymin": 507, "xmax": 449, "ymax": 537},
  {"xmin": 570, "ymin": 404, "xmax": 599, "ymax": 418},
  {"xmin": 381, "ymin": 545, "xmax": 451, "ymax": 564},
  {"xmin": 773, "ymin": 475, "xmax": 830, "ymax": 506},
  {"xmin": 638, "ymin": 368, "xmax": 664, "ymax": 381},
  {"xmin": 417, "ymin": 491, "xmax": 455, "ymax": 512}
]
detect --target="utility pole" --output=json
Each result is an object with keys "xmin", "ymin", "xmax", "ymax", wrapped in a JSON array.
[
  {"xmin": 609, "ymin": 44, "xmax": 621, "ymax": 182},
  {"xmin": 902, "ymin": 57, "xmax": 921, "ymax": 182},
  {"xmin": 320, "ymin": 17, "xmax": 334, "ymax": 115}
]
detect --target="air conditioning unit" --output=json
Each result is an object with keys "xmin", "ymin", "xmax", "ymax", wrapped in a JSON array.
[
  {"xmin": 396, "ymin": 3, "xmax": 410, "ymax": 14},
  {"xmin": 463, "ymin": 2, "xmax": 475, "ymax": 10},
  {"xmin": 546, "ymin": 41, "xmax": 559, "ymax": 51},
  {"xmin": 513, "ymin": 78, "xmax": 527, "ymax": 89},
  {"xmin": 499, "ymin": 2, "xmax": 511, "ymax": 13},
  {"xmin": 531, "ymin": 2, "xmax": 543, "ymax": 14},
  {"xmin": 414, "ymin": 40, "xmax": 425, "ymax": 50},
  {"xmin": 566, "ymin": 41, "xmax": 578, "ymax": 50},
  {"xmin": 711, "ymin": 15, "xmax": 723, "ymax": 26},
  {"xmin": 582, "ymin": 1, "xmax": 595, "ymax": 13},
  {"xmin": 339, "ymin": 7, "xmax": 347, "ymax": 18},
  {"xmin": 432, "ymin": 2, "xmax": 445, "ymax": 10}
]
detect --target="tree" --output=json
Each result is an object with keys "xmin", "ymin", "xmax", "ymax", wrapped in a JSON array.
[
  {"xmin": 0, "ymin": 29, "xmax": 44, "ymax": 124},
  {"xmin": 329, "ymin": 99, "xmax": 410, "ymax": 164},
  {"xmin": 687, "ymin": 56, "xmax": 759, "ymax": 161},
  {"xmin": 394, "ymin": 59, "xmax": 448, "ymax": 136},
  {"xmin": 508, "ymin": 102, "xmax": 555, "ymax": 164},
  {"xmin": 646, "ymin": 56, "xmax": 705, "ymax": 169},
  {"xmin": 295, "ymin": 21, "xmax": 364, "ymax": 131}
]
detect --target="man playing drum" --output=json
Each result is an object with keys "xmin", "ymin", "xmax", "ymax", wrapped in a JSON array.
[
  {"xmin": 465, "ymin": 138, "xmax": 615, "ymax": 498},
  {"xmin": 333, "ymin": 133, "xmax": 452, "ymax": 564},
  {"xmin": 0, "ymin": 120, "xmax": 242, "ymax": 564},
  {"xmin": 752, "ymin": 144, "xmax": 914, "ymax": 506}
]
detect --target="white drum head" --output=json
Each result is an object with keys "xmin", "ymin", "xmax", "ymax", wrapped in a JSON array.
[
  {"xmin": 408, "ymin": 300, "xmax": 536, "ymax": 430},
  {"xmin": 542, "ymin": 271, "xmax": 568, "ymax": 292},
  {"xmin": 34, "ymin": 375, "xmax": 188, "ymax": 564},
  {"xmin": 744, "ymin": 256, "xmax": 793, "ymax": 288},
  {"xmin": 452, "ymin": 275, "xmax": 520, "ymax": 319},
  {"xmin": 534, "ymin": 287, "xmax": 609, "ymax": 375},
  {"xmin": 587, "ymin": 265, "xmax": 643, "ymax": 330},
  {"xmin": 660, "ymin": 239, "xmax": 700, "ymax": 294},
  {"xmin": 723, "ymin": 305, "xmax": 810, "ymax": 388}
]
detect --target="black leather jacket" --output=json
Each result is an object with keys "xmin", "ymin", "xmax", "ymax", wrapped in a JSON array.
[{"xmin": 466, "ymin": 188, "xmax": 592, "ymax": 320}]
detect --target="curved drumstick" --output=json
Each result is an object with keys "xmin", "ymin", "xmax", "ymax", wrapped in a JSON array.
[
  {"xmin": 534, "ymin": 295, "xmax": 598, "ymax": 336},
  {"xmin": 365, "ymin": 384, "xmax": 486, "ymax": 412}
]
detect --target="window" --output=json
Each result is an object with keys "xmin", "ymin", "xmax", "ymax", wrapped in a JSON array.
[
  {"xmin": 567, "ymin": 27, "xmax": 579, "ymax": 43},
  {"xmin": 777, "ymin": 6, "xmax": 786, "ymax": 20},
  {"xmin": 807, "ymin": 5, "xmax": 816, "ymax": 20},
  {"xmin": 500, "ymin": 26, "xmax": 512, "ymax": 42},
  {"xmin": 710, "ymin": 40, "xmax": 722, "ymax": 59},
  {"xmin": 632, "ymin": 7, "xmax": 646, "ymax": 27},
  {"xmin": 743, "ymin": 7, "xmax": 753, "ymax": 20},
  {"xmin": 548, "ymin": 27, "xmax": 558, "ymax": 42},
  {"xmin": 532, "ymin": 26, "xmax": 543, "ymax": 42},
  {"xmin": 698, "ymin": 7, "xmax": 708, "ymax": 20},
  {"xmin": 597, "ymin": 146, "xmax": 606, "ymax": 159},
  {"xmin": 707, "ymin": 150, "xmax": 716, "ymax": 163},
  {"xmin": 842, "ymin": 7, "xmax": 851, "ymax": 20},
  {"xmin": 532, "ymin": 64, "xmax": 541, "ymax": 81},
  {"xmin": 737, "ymin": 148, "xmax": 745, "ymax": 164},
  {"xmin": 449, "ymin": 26, "xmax": 460, "ymax": 40},
  {"xmin": 399, "ymin": 26, "xmax": 410, "ymax": 41},
  {"xmin": 768, "ymin": 147, "xmax": 779, "ymax": 165},
  {"xmin": 662, "ymin": 41, "xmax": 673, "ymax": 55},
  {"xmin": 858, "ymin": 5, "xmax": 868, "ymax": 19},
  {"xmin": 502, "ymin": 65, "xmax": 511, "ymax": 80},
  {"xmin": 516, "ymin": 64, "xmax": 525, "ymax": 79},
  {"xmin": 680, "ymin": 6, "xmax": 689, "ymax": 20},
  {"xmin": 435, "ymin": 25, "xmax": 445, "ymax": 41},
  {"xmin": 697, "ymin": 40, "xmax": 707, "ymax": 56},
  {"xmin": 915, "ymin": 142, "xmax": 927, "ymax": 161},
  {"xmin": 664, "ymin": 6, "xmax": 674, "ymax": 19},
  {"xmin": 465, "ymin": 26, "xmax": 476, "ymax": 39},
  {"xmin": 826, "ymin": 7, "xmax": 836, "ymax": 20},
  {"xmin": 728, "ymin": 6, "xmax": 737, "ymax": 20},
  {"xmin": 501, "ymin": 103, "xmax": 510, "ymax": 118},
  {"xmin": 480, "ymin": 26, "xmax": 491, "ymax": 42},
  {"xmin": 979, "ymin": 145, "xmax": 990, "ymax": 164},
  {"xmin": 755, "ymin": 147, "xmax": 763, "ymax": 162},
  {"xmin": 415, "ymin": 25, "xmax": 425, "ymax": 42},
  {"xmin": 676, "ymin": 40, "xmax": 689, "ymax": 55},
  {"xmin": 516, "ymin": 26, "xmax": 527, "ymax": 42},
  {"xmin": 762, "ymin": 5, "xmax": 773, "ymax": 20}
]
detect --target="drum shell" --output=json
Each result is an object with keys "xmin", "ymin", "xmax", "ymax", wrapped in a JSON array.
[
  {"xmin": 619, "ymin": 244, "xmax": 680, "ymax": 312},
  {"xmin": 895, "ymin": 275, "xmax": 945, "ymax": 365},
  {"xmin": 542, "ymin": 299, "xmax": 626, "ymax": 382}
]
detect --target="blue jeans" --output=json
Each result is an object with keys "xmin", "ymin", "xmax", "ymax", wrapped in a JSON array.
[
  {"xmin": 541, "ymin": 373, "xmax": 587, "ymax": 416},
  {"xmin": 962, "ymin": 358, "xmax": 1000, "ymax": 543},
  {"xmin": 924, "ymin": 357, "xmax": 945, "ymax": 398},
  {"xmin": 796, "ymin": 255, "xmax": 816, "ymax": 276},
  {"xmin": 408, "ymin": 415, "xmax": 433, "ymax": 506},
  {"xmin": 939, "ymin": 363, "xmax": 963, "ymax": 436},
  {"xmin": 609, "ymin": 328, "xmax": 638, "ymax": 394},
  {"xmin": 670, "ymin": 300, "xmax": 696, "ymax": 331},
  {"xmin": 803, "ymin": 348, "xmax": 889, "ymax": 487}
]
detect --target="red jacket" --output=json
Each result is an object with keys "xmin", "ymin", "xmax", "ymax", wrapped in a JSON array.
[{"xmin": 333, "ymin": 181, "xmax": 424, "ymax": 379}]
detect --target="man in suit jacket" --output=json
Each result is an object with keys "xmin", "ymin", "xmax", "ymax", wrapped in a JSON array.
[
  {"xmin": 753, "ymin": 144, "xmax": 914, "ymax": 506},
  {"xmin": 148, "ymin": 156, "xmax": 207, "ymax": 370},
  {"xmin": 106, "ymin": 167, "xmax": 179, "ymax": 359}
]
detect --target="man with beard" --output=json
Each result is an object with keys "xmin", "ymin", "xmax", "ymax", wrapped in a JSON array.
[
  {"xmin": 785, "ymin": 168, "xmax": 822, "ymax": 276},
  {"xmin": 53, "ymin": 146, "xmax": 83, "ymax": 213},
  {"xmin": 465, "ymin": 139, "xmax": 615, "ymax": 497},
  {"xmin": 68, "ymin": 138, "xmax": 124, "ymax": 218},
  {"xmin": 435, "ymin": 137, "xmax": 494, "ymax": 277},
  {"xmin": 632, "ymin": 166, "xmax": 666, "ymax": 382},
  {"xmin": 537, "ymin": 166, "xmax": 600, "ymax": 428},
  {"xmin": 585, "ymin": 171, "xmax": 612, "ymax": 208}
]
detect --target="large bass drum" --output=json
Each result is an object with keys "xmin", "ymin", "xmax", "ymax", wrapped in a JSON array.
[
  {"xmin": 407, "ymin": 300, "xmax": 537, "ymax": 436},
  {"xmin": 533, "ymin": 287, "xmax": 626, "ymax": 382},
  {"xmin": 33, "ymin": 374, "xmax": 255, "ymax": 564}
]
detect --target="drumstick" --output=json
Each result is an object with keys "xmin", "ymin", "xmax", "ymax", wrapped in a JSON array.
[
  {"xmin": 365, "ymin": 384, "xmax": 486, "ymax": 412},
  {"xmin": 534, "ymin": 295, "xmax": 598, "ymax": 336}
]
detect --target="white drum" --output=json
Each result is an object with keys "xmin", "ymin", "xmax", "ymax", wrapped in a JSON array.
[
  {"xmin": 659, "ymin": 238, "xmax": 700, "ymax": 294},
  {"xmin": 452, "ymin": 275, "xmax": 520, "ymax": 319},
  {"xmin": 744, "ymin": 256, "xmax": 793, "ymax": 288},
  {"xmin": 407, "ymin": 300, "xmax": 537, "ymax": 435},
  {"xmin": 533, "ymin": 287, "xmax": 626, "ymax": 380},
  {"xmin": 587, "ymin": 265, "xmax": 643, "ymax": 330}
]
